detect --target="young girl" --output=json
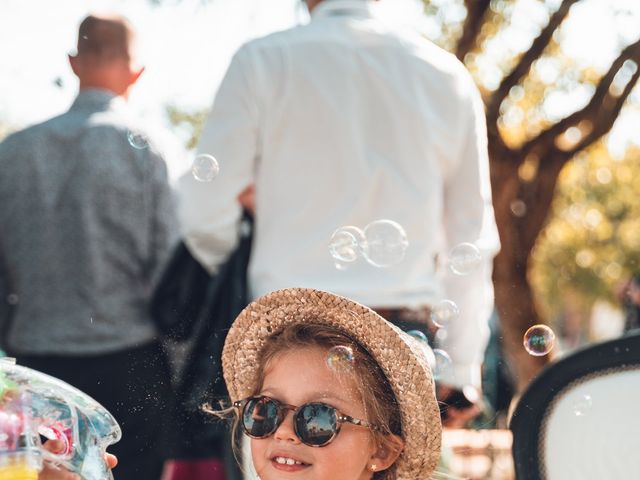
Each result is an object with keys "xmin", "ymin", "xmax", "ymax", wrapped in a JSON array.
[
  {"xmin": 217, "ymin": 287, "xmax": 442, "ymax": 479},
  {"xmin": 42, "ymin": 287, "xmax": 442, "ymax": 479}
]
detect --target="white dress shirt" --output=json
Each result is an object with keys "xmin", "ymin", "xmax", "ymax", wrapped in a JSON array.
[{"xmin": 178, "ymin": 0, "xmax": 500, "ymax": 389}]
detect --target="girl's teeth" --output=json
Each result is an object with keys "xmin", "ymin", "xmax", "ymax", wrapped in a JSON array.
[{"xmin": 275, "ymin": 456, "xmax": 302, "ymax": 466}]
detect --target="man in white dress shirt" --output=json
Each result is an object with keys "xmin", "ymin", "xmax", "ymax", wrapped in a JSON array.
[{"xmin": 178, "ymin": 0, "xmax": 500, "ymax": 425}]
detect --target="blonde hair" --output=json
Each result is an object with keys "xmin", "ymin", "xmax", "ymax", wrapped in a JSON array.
[{"xmin": 208, "ymin": 322, "xmax": 404, "ymax": 479}]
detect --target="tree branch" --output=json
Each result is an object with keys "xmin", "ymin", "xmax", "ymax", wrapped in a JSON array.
[
  {"xmin": 455, "ymin": 0, "xmax": 491, "ymax": 61},
  {"xmin": 565, "ymin": 53, "xmax": 640, "ymax": 157},
  {"xmin": 486, "ymin": 0, "xmax": 581, "ymax": 127},
  {"xmin": 520, "ymin": 37, "xmax": 640, "ymax": 161}
]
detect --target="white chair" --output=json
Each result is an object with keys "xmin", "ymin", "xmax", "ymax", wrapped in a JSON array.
[{"xmin": 510, "ymin": 332, "xmax": 640, "ymax": 480}]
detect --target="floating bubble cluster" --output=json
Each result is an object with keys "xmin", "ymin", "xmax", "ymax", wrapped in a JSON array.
[
  {"xmin": 127, "ymin": 130, "xmax": 149, "ymax": 150},
  {"xmin": 430, "ymin": 299, "xmax": 459, "ymax": 329},
  {"xmin": 192, "ymin": 154, "xmax": 220, "ymax": 182},
  {"xmin": 523, "ymin": 324, "xmax": 555, "ymax": 356},
  {"xmin": 448, "ymin": 242, "xmax": 482, "ymax": 275},
  {"xmin": 573, "ymin": 394, "xmax": 593, "ymax": 417},
  {"xmin": 329, "ymin": 221, "xmax": 409, "ymax": 269},
  {"xmin": 362, "ymin": 220, "xmax": 409, "ymax": 268},
  {"xmin": 326, "ymin": 346, "xmax": 354, "ymax": 371},
  {"xmin": 432, "ymin": 349, "xmax": 452, "ymax": 380}
]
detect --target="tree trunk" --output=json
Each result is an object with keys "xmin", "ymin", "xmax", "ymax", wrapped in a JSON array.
[{"xmin": 490, "ymin": 148, "xmax": 567, "ymax": 389}]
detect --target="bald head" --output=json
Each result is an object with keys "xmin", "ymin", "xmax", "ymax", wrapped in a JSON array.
[
  {"xmin": 77, "ymin": 14, "xmax": 136, "ymax": 61},
  {"xmin": 69, "ymin": 14, "xmax": 143, "ymax": 98}
]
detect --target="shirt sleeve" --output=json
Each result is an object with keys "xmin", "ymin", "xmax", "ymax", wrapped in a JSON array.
[
  {"xmin": 178, "ymin": 44, "xmax": 260, "ymax": 274},
  {"xmin": 438, "ymin": 72, "xmax": 501, "ymax": 390}
]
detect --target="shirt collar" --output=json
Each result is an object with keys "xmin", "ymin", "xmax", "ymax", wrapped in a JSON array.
[
  {"xmin": 311, "ymin": 1, "xmax": 375, "ymax": 20},
  {"xmin": 69, "ymin": 88, "xmax": 126, "ymax": 112}
]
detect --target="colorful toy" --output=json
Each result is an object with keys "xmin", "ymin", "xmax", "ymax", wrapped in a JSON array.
[{"xmin": 0, "ymin": 358, "xmax": 121, "ymax": 480}]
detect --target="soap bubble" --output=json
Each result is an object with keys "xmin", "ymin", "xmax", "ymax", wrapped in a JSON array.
[
  {"xmin": 448, "ymin": 242, "xmax": 482, "ymax": 275},
  {"xmin": 127, "ymin": 130, "xmax": 148, "ymax": 149},
  {"xmin": 326, "ymin": 346, "xmax": 354, "ymax": 371},
  {"xmin": 430, "ymin": 299, "xmax": 459, "ymax": 328},
  {"xmin": 523, "ymin": 325, "xmax": 555, "ymax": 356},
  {"xmin": 573, "ymin": 394, "xmax": 593, "ymax": 417},
  {"xmin": 510, "ymin": 199, "xmax": 527, "ymax": 217},
  {"xmin": 362, "ymin": 220, "xmax": 409, "ymax": 268},
  {"xmin": 329, "ymin": 226, "xmax": 365, "ymax": 263},
  {"xmin": 407, "ymin": 330, "xmax": 428, "ymax": 344},
  {"xmin": 192, "ymin": 154, "xmax": 220, "ymax": 182},
  {"xmin": 432, "ymin": 349, "xmax": 452, "ymax": 380}
]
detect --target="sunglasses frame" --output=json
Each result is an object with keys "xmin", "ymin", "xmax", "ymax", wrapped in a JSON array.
[{"xmin": 234, "ymin": 395, "xmax": 379, "ymax": 447}]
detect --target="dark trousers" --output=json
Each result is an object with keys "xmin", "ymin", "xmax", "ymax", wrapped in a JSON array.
[{"xmin": 12, "ymin": 342, "xmax": 174, "ymax": 480}]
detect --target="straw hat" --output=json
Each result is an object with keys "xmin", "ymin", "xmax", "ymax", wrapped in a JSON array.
[{"xmin": 222, "ymin": 288, "xmax": 442, "ymax": 479}]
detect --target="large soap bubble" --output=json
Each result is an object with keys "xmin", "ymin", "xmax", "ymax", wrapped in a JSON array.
[
  {"xmin": 362, "ymin": 220, "xmax": 409, "ymax": 268},
  {"xmin": 432, "ymin": 349, "xmax": 452, "ymax": 380},
  {"xmin": 523, "ymin": 324, "xmax": 555, "ymax": 356},
  {"xmin": 430, "ymin": 299, "xmax": 459, "ymax": 329},
  {"xmin": 326, "ymin": 346, "xmax": 355, "ymax": 371},
  {"xmin": 192, "ymin": 154, "xmax": 220, "ymax": 182},
  {"xmin": 127, "ymin": 130, "xmax": 148, "ymax": 150},
  {"xmin": 329, "ymin": 226, "xmax": 366, "ymax": 264},
  {"xmin": 448, "ymin": 242, "xmax": 482, "ymax": 275}
]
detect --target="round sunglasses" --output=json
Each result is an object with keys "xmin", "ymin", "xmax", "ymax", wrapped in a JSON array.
[{"xmin": 234, "ymin": 395, "xmax": 379, "ymax": 447}]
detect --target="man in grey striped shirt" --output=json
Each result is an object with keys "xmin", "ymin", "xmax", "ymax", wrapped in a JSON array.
[{"xmin": 0, "ymin": 14, "xmax": 178, "ymax": 479}]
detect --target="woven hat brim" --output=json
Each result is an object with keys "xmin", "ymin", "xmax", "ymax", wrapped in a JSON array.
[{"xmin": 222, "ymin": 288, "xmax": 442, "ymax": 479}]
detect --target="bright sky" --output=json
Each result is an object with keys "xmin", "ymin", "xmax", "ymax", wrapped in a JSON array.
[
  {"xmin": 0, "ymin": 0, "xmax": 638, "ymax": 153},
  {"xmin": 0, "ymin": 0, "xmax": 423, "ymax": 126}
]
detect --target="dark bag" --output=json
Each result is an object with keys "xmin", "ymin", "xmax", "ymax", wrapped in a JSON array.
[
  {"xmin": 149, "ymin": 240, "xmax": 214, "ymax": 341},
  {"xmin": 167, "ymin": 213, "xmax": 252, "ymax": 480}
]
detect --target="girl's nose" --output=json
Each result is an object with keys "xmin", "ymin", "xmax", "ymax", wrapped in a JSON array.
[{"xmin": 273, "ymin": 411, "xmax": 301, "ymax": 444}]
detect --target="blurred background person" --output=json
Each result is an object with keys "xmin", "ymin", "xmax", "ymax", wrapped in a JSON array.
[{"xmin": 0, "ymin": 13, "xmax": 178, "ymax": 480}]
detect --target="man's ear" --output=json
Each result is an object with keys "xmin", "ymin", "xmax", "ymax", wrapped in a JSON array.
[
  {"xmin": 369, "ymin": 434, "xmax": 405, "ymax": 473},
  {"xmin": 128, "ymin": 65, "xmax": 145, "ymax": 86},
  {"xmin": 68, "ymin": 54, "xmax": 80, "ymax": 76}
]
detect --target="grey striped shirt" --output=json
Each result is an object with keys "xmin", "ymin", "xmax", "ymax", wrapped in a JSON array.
[{"xmin": 0, "ymin": 89, "xmax": 178, "ymax": 355}]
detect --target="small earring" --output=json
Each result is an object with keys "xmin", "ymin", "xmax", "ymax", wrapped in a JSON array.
[{"xmin": 370, "ymin": 464, "xmax": 377, "ymax": 472}]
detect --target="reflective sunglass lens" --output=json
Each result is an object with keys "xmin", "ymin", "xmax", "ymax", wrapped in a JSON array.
[
  {"xmin": 295, "ymin": 403, "xmax": 338, "ymax": 446},
  {"xmin": 243, "ymin": 397, "xmax": 280, "ymax": 438}
]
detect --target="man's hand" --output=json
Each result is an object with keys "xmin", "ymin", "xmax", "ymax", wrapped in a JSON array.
[
  {"xmin": 237, "ymin": 184, "xmax": 255, "ymax": 215},
  {"xmin": 39, "ymin": 440, "xmax": 117, "ymax": 480},
  {"xmin": 437, "ymin": 384, "xmax": 482, "ymax": 428}
]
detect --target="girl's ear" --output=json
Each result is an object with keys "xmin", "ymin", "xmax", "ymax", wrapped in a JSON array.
[{"xmin": 369, "ymin": 434, "xmax": 405, "ymax": 473}]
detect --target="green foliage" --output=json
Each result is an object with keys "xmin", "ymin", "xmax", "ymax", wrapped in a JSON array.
[
  {"xmin": 419, "ymin": 0, "xmax": 640, "ymax": 320},
  {"xmin": 166, "ymin": 104, "xmax": 209, "ymax": 150},
  {"xmin": 531, "ymin": 144, "xmax": 640, "ymax": 318}
]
